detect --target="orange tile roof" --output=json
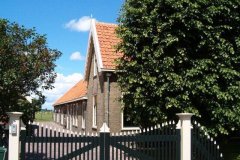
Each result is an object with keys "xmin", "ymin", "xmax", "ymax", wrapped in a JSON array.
[
  {"xmin": 53, "ymin": 80, "xmax": 87, "ymax": 106},
  {"xmin": 95, "ymin": 22, "xmax": 122, "ymax": 69}
]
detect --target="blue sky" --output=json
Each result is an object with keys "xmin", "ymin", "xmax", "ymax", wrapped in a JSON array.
[{"xmin": 0, "ymin": 0, "xmax": 124, "ymax": 109}]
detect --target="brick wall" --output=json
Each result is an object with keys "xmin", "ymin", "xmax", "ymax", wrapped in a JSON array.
[
  {"xmin": 85, "ymin": 48, "xmax": 105, "ymax": 133},
  {"xmin": 85, "ymin": 48, "xmax": 122, "ymax": 133},
  {"xmin": 106, "ymin": 75, "xmax": 122, "ymax": 133}
]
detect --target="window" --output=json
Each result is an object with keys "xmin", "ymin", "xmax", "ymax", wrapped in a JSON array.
[
  {"xmin": 93, "ymin": 96, "xmax": 97, "ymax": 128},
  {"xmin": 73, "ymin": 106, "xmax": 78, "ymax": 126},
  {"xmin": 120, "ymin": 93, "xmax": 139, "ymax": 130},
  {"xmin": 61, "ymin": 110, "xmax": 64, "ymax": 125},
  {"xmin": 81, "ymin": 102, "xmax": 86, "ymax": 129},
  {"xmin": 121, "ymin": 109, "xmax": 140, "ymax": 130},
  {"xmin": 75, "ymin": 107, "xmax": 78, "ymax": 126}
]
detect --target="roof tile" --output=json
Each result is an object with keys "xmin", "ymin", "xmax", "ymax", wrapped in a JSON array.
[
  {"xmin": 54, "ymin": 80, "xmax": 87, "ymax": 106},
  {"xmin": 95, "ymin": 22, "xmax": 122, "ymax": 70}
]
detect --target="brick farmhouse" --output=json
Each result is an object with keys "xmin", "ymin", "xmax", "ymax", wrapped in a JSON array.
[{"xmin": 53, "ymin": 20, "xmax": 139, "ymax": 133}]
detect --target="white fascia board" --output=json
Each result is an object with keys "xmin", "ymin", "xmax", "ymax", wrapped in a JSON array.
[
  {"xmin": 53, "ymin": 96, "xmax": 88, "ymax": 107},
  {"xmin": 101, "ymin": 69, "xmax": 116, "ymax": 72},
  {"xmin": 91, "ymin": 19, "xmax": 103, "ymax": 72},
  {"xmin": 84, "ymin": 22, "xmax": 94, "ymax": 81}
]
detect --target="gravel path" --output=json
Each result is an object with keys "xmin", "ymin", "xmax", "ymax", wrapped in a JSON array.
[{"xmin": 33, "ymin": 121, "xmax": 64, "ymax": 130}]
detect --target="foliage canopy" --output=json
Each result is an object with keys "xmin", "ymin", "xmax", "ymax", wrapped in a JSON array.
[
  {"xmin": 116, "ymin": 0, "xmax": 240, "ymax": 136},
  {"xmin": 0, "ymin": 19, "xmax": 61, "ymax": 124}
]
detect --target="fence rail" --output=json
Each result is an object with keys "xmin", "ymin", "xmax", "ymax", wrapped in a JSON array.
[
  {"xmin": 20, "ymin": 121, "xmax": 180, "ymax": 160},
  {"xmin": 110, "ymin": 122, "xmax": 180, "ymax": 160}
]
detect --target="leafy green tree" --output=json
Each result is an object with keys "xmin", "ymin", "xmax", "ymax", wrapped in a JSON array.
[
  {"xmin": 116, "ymin": 0, "xmax": 240, "ymax": 137},
  {"xmin": 0, "ymin": 19, "xmax": 61, "ymax": 123}
]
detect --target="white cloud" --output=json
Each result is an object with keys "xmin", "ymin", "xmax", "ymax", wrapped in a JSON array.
[
  {"xmin": 70, "ymin": 51, "xmax": 85, "ymax": 61},
  {"xmin": 42, "ymin": 73, "xmax": 83, "ymax": 110},
  {"xmin": 65, "ymin": 16, "xmax": 95, "ymax": 32}
]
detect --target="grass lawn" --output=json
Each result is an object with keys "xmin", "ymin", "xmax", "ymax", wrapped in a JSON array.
[{"xmin": 35, "ymin": 111, "xmax": 53, "ymax": 122}]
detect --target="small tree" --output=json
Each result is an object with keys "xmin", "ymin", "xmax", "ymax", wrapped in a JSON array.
[
  {"xmin": 0, "ymin": 19, "xmax": 61, "ymax": 123},
  {"xmin": 116, "ymin": 0, "xmax": 240, "ymax": 137}
]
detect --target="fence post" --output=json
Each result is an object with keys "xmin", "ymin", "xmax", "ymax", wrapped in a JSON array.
[
  {"xmin": 7, "ymin": 112, "xmax": 23, "ymax": 160},
  {"xmin": 100, "ymin": 122, "xmax": 110, "ymax": 160},
  {"xmin": 176, "ymin": 113, "xmax": 193, "ymax": 160}
]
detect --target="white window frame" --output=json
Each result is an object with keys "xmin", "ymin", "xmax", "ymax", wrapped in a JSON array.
[
  {"xmin": 121, "ymin": 110, "xmax": 140, "ymax": 131},
  {"xmin": 92, "ymin": 96, "xmax": 97, "ymax": 128}
]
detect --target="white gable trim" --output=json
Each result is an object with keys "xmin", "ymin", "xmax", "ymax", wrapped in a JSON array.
[
  {"xmin": 83, "ymin": 24, "xmax": 93, "ymax": 80},
  {"xmin": 84, "ymin": 19, "xmax": 103, "ymax": 80},
  {"xmin": 91, "ymin": 20, "xmax": 103, "ymax": 71}
]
